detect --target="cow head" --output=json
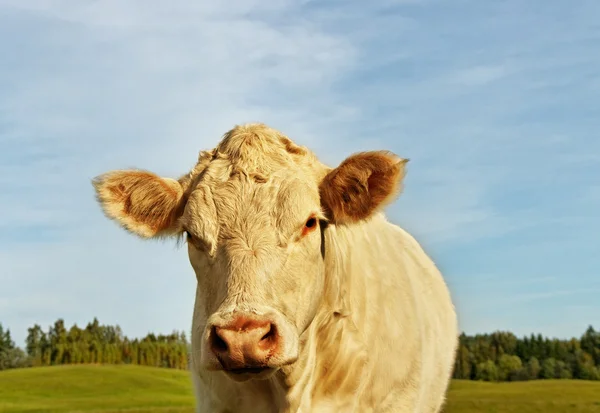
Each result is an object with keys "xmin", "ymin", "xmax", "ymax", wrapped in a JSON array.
[{"xmin": 92, "ymin": 123, "xmax": 407, "ymax": 382}]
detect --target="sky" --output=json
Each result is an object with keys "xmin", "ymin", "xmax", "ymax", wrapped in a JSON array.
[{"xmin": 1, "ymin": 0, "xmax": 599, "ymax": 347}]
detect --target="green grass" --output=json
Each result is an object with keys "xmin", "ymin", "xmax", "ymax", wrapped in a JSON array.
[
  {"xmin": 1, "ymin": 365, "xmax": 599, "ymax": 413},
  {"xmin": 0, "ymin": 365, "xmax": 195, "ymax": 413},
  {"xmin": 442, "ymin": 379, "xmax": 600, "ymax": 413}
]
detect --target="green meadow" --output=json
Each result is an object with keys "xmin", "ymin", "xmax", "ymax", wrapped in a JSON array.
[
  {"xmin": 443, "ymin": 379, "xmax": 600, "ymax": 413},
  {"xmin": 1, "ymin": 365, "xmax": 599, "ymax": 413},
  {"xmin": 0, "ymin": 365, "xmax": 193, "ymax": 413}
]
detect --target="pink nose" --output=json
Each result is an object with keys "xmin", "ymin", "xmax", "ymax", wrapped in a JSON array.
[{"xmin": 209, "ymin": 315, "xmax": 280, "ymax": 371}]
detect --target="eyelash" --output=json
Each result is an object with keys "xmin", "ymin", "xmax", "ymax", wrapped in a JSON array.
[{"xmin": 185, "ymin": 231, "xmax": 212, "ymax": 255}]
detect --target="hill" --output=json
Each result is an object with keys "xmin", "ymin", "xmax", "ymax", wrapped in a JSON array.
[
  {"xmin": 444, "ymin": 379, "xmax": 600, "ymax": 413},
  {"xmin": 0, "ymin": 365, "xmax": 195, "ymax": 413},
  {"xmin": 1, "ymin": 365, "xmax": 599, "ymax": 412}
]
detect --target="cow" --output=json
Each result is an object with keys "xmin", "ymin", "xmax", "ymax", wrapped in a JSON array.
[{"xmin": 92, "ymin": 123, "xmax": 458, "ymax": 413}]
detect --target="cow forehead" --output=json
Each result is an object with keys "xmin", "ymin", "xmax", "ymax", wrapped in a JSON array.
[
  {"xmin": 209, "ymin": 172, "xmax": 321, "ymax": 236},
  {"xmin": 210, "ymin": 123, "xmax": 328, "ymax": 181},
  {"xmin": 180, "ymin": 123, "xmax": 329, "ymax": 247},
  {"xmin": 190, "ymin": 123, "xmax": 326, "ymax": 214},
  {"xmin": 181, "ymin": 174, "xmax": 322, "ymax": 264}
]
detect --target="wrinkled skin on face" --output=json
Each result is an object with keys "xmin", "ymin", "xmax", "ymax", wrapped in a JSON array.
[
  {"xmin": 92, "ymin": 123, "xmax": 408, "ymax": 384},
  {"xmin": 184, "ymin": 171, "xmax": 328, "ymax": 379}
]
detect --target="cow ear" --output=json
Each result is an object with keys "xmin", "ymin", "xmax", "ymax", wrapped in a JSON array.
[
  {"xmin": 92, "ymin": 170, "xmax": 185, "ymax": 238},
  {"xmin": 319, "ymin": 151, "xmax": 408, "ymax": 224}
]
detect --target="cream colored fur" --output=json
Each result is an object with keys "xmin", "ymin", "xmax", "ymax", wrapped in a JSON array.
[{"xmin": 92, "ymin": 123, "xmax": 458, "ymax": 413}]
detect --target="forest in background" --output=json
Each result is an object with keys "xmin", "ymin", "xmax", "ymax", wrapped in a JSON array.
[
  {"xmin": 0, "ymin": 319, "xmax": 189, "ymax": 371},
  {"xmin": 1, "ymin": 318, "xmax": 599, "ymax": 382}
]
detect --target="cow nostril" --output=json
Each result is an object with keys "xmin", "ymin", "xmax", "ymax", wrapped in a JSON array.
[
  {"xmin": 259, "ymin": 324, "xmax": 277, "ymax": 347},
  {"xmin": 211, "ymin": 326, "xmax": 228, "ymax": 353}
]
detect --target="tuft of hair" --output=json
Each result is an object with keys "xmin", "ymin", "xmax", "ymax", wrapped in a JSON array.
[
  {"xmin": 92, "ymin": 170, "xmax": 184, "ymax": 239},
  {"xmin": 319, "ymin": 151, "xmax": 408, "ymax": 224},
  {"xmin": 213, "ymin": 123, "xmax": 318, "ymax": 178}
]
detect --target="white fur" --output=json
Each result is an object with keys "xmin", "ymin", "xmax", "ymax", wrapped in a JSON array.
[{"xmin": 93, "ymin": 123, "xmax": 459, "ymax": 413}]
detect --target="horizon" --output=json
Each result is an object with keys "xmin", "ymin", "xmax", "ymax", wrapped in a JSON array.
[
  {"xmin": 2, "ymin": 316, "xmax": 599, "ymax": 350},
  {"xmin": 1, "ymin": 0, "xmax": 599, "ymax": 348}
]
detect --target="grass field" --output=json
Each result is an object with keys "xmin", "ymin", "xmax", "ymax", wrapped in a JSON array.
[
  {"xmin": 1, "ymin": 365, "xmax": 599, "ymax": 413},
  {"xmin": 0, "ymin": 365, "xmax": 194, "ymax": 413},
  {"xmin": 443, "ymin": 379, "xmax": 600, "ymax": 413}
]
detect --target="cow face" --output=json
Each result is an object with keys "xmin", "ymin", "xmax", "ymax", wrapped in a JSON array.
[
  {"xmin": 92, "ymin": 123, "xmax": 407, "ymax": 382},
  {"xmin": 182, "ymin": 168, "xmax": 328, "ymax": 382}
]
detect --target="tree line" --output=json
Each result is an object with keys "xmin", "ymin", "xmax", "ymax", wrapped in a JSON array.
[
  {"xmin": 453, "ymin": 326, "xmax": 600, "ymax": 381},
  {"xmin": 0, "ymin": 318, "xmax": 189, "ymax": 371},
  {"xmin": 2, "ymin": 319, "xmax": 599, "ymax": 382}
]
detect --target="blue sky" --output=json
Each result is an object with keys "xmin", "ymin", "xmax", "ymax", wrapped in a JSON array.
[{"xmin": 1, "ymin": 0, "xmax": 599, "ymax": 347}]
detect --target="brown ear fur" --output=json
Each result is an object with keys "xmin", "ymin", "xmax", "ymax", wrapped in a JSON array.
[
  {"xmin": 92, "ymin": 170, "xmax": 185, "ymax": 238},
  {"xmin": 319, "ymin": 151, "xmax": 408, "ymax": 224}
]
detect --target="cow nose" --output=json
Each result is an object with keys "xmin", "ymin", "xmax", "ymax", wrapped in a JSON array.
[{"xmin": 209, "ymin": 316, "xmax": 279, "ymax": 371}]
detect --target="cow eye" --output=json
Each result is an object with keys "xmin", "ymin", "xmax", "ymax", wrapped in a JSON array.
[
  {"xmin": 184, "ymin": 230, "xmax": 199, "ymax": 246},
  {"xmin": 184, "ymin": 230, "xmax": 212, "ymax": 254},
  {"xmin": 305, "ymin": 217, "xmax": 317, "ymax": 229}
]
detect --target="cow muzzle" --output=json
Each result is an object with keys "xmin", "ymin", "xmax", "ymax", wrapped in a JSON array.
[{"xmin": 201, "ymin": 310, "xmax": 299, "ymax": 381}]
